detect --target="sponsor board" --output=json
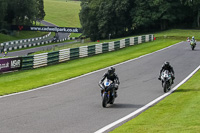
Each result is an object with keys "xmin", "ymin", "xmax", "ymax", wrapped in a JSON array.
[
  {"xmin": 0, "ymin": 57, "xmax": 22, "ymax": 73},
  {"xmin": 11, "ymin": 25, "xmax": 82, "ymax": 33}
]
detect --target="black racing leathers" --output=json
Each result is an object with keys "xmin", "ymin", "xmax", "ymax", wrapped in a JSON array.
[
  {"xmin": 159, "ymin": 64, "xmax": 175, "ymax": 82},
  {"xmin": 99, "ymin": 72, "xmax": 120, "ymax": 97},
  {"xmin": 100, "ymin": 72, "xmax": 119, "ymax": 85},
  {"xmin": 160, "ymin": 64, "xmax": 174, "ymax": 75}
]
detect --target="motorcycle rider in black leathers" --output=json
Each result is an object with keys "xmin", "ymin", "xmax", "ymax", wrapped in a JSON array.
[
  {"xmin": 99, "ymin": 67, "xmax": 120, "ymax": 97},
  {"xmin": 158, "ymin": 62, "xmax": 175, "ymax": 84}
]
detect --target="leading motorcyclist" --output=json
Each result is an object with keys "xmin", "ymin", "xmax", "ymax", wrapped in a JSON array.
[
  {"xmin": 158, "ymin": 62, "xmax": 175, "ymax": 84},
  {"xmin": 99, "ymin": 67, "xmax": 120, "ymax": 97},
  {"xmin": 190, "ymin": 36, "xmax": 196, "ymax": 46},
  {"xmin": 191, "ymin": 36, "xmax": 195, "ymax": 42}
]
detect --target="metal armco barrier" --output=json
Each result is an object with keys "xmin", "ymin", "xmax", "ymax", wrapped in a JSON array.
[
  {"xmin": 48, "ymin": 51, "xmax": 59, "ymax": 65},
  {"xmin": 134, "ymin": 37, "xmax": 139, "ymax": 45},
  {"xmin": 142, "ymin": 36, "xmax": 146, "ymax": 43},
  {"xmin": 80, "ymin": 46, "xmax": 88, "ymax": 58},
  {"xmin": 70, "ymin": 48, "xmax": 79, "ymax": 60},
  {"xmin": 0, "ymin": 34, "xmax": 154, "ymax": 73},
  {"xmin": 34, "ymin": 53, "xmax": 48, "ymax": 68},
  {"xmin": 125, "ymin": 38, "xmax": 130, "ymax": 47},
  {"xmin": 59, "ymin": 49, "xmax": 70, "ymax": 62},
  {"xmin": 108, "ymin": 42, "xmax": 114, "ymax": 51},
  {"xmin": 114, "ymin": 41, "xmax": 120, "ymax": 50},
  {"xmin": 102, "ymin": 43, "xmax": 109, "ymax": 53},
  {"xmin": 1, "ymin": 32, "xmax": 51, "ymax": 49},
  {"xmin": 0, "ymin": 34, "xmax": 79, "ymax": 52},
  {"xmin": 21, "ymin": 56, "xmax": 34, "ymax": 70},
  {"xmin": 88, "ymin": 45, "xmax": 95, "ymax": 56}
]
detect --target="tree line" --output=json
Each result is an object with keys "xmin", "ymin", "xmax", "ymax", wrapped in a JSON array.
[
  {"xmin": 0, "ymin": 0, "xmax": 45, "ymax": 33},
  {"xmin": 79, "ymin": 0, "xmax": 200, "ymax": 41}
]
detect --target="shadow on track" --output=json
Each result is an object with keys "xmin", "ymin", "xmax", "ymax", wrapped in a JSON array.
[
  {"xmin": 108, "ymin": 103, "xmax": 143, "ymax": 109},
  {"xmin": 174, "ymin": 89, "xmax": 200, "ymax": 93}
]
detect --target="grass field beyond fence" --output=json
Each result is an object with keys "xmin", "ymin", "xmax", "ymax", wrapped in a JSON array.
[{"xmin": 44, "ymin": 0, "xmax": 81, "ymax": 27}]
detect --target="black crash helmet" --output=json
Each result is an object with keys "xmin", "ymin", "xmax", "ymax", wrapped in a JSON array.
[
  {"xmin": 108, "ymin": 67, "xmax": 115, "ymax": 75},
  {"xmin": 164, "ymin": 61, "xmax": 170, "ymax": 67}
]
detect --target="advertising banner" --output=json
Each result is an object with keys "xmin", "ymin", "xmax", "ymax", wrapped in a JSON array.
[
  {"xmin": 0, "ymin": 57, "xmax": 22, "ymax": 73},
  {"xmin": 11, "ymin": 25, "xmax": 82, "ymax": 33}
]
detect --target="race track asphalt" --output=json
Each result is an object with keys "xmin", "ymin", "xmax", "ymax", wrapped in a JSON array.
[{"xmin": 0, "ymin": 41, "xmax": 199, "ymax": 133}]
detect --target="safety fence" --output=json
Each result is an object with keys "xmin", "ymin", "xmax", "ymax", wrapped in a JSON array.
[
  {"xmin": 0, "ymin": 32, "xmax": 51, "ymax": 47},
  {"xmin": 20, "ymin": 34, "xmax": 154, "ymax": 70},
  {"xmin": 0, "ymin": 33, "xmax": 79, "ymax": 52}
]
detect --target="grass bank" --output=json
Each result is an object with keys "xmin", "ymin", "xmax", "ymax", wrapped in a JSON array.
[
  {"xmin": 44, "ymin": 0, "xmax": 81, "ymax": 27},
  {"xmin": 111, "ymin": 69, "xmax": 200, "ymax": 133},
  {"xmin": 44, "ymin": 0, "xmax": 81, "ymax": 37},
  {"xmin": 0, "ymin": 38, "xmax": 179, "ymax": 95}
]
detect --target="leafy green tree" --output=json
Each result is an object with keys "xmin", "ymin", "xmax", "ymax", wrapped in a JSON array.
[
  {"xmin": 97, "ymin": 0, "xmax": 133, "ymax": 38},
  {"xmin": 0, "ymin": 0, "xmax": 7, "ymax": 29},
  {"xmin": 36, "ymin": 0, "xmax": 46, "ymax": 23},
  {"xmin": 180, "ymin": 0, "xmax": 200, "ymax": 27},
  {"xmin": 14, "ymin": 0, "xmax": 39, "ymax": 25},
  {"xmin": 80, "ymin": 0, "xmax": 133, "ymax": 41},
  {"xmin": 79, "ymin": 0, "xmax": 101, "ymax": 41},
  {"xmin": 79, "ymin": 0, "xmax": 199, "ymax": 40},
  {"xmin": 1, "ymin": 0, "xmax": 45, "ymax": 31},
  {"xmin": 132, "ymin": 0, "xmax": 186, "ymax": 31}
]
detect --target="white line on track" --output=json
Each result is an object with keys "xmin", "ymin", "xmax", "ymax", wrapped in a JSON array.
[
  {"xmin": 94, "ymin": 63, "xmax": 200, "ymax": 132},
  {"xmin": 0, "ymin": 41, "xmax": 183, "ymax": 99}
]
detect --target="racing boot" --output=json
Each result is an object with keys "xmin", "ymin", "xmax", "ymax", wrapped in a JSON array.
[{"xmin": 101, "ymin": 90, "xmax": 103, "ymax": 97}]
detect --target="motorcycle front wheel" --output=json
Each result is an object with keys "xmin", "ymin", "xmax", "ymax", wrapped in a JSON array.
[
  {"xmin": 191, "ymin": 45, "xmax": 195, "ymax": 50},
  {"xmin": 102, "ymin": 93, "xmax": 108, "ymax": 108},
  {"xmin": 163, "ymin": 81, "xmax": 168, "ymax": 93}
]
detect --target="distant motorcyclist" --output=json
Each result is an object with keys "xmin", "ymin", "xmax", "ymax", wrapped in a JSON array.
[
  {"xmin": 187, "ymin": 37, "xmax": 190, "ymax": 42},
  {"xmin": 158, "ymin": 62, "xmax": 175, "ymax": 84},
  {"xmin": 190, "ymin": 36, "xmax": 196, "ymax": 45},
  {"xmin": 99, "ymin": 67, "xmax": 120, "ymax": 97}
]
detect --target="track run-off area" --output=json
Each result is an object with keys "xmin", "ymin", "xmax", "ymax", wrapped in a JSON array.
[{"xmin": 0, "ymin": 41, "xmax": 199, "ymax": 133}]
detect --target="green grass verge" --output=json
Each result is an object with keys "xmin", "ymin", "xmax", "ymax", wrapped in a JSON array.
[
  {"xmin": 154, "ymin": 29, "xmax": 200, "ymax": 40},
  {"xmin": 111, "ymin": 70, "xmax": 200, "ymax": 133},
  {"xmin": 0, "ymin": 39, "xmax": 179, "ymax": 96}
]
